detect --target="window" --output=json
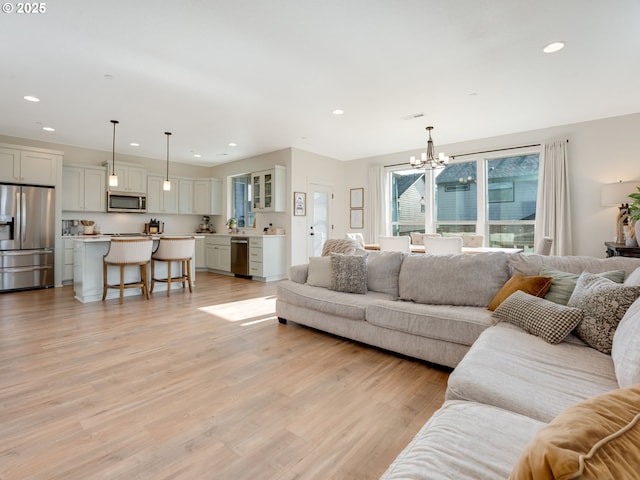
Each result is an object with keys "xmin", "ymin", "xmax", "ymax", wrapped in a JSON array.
[
  {"xmin": 389, "ymin": 168, "xmax": 425, "ymax": 236},
  {"xmin": 231, "ymin": 174, "xmax": 254, "ymax": 228},
  {"xmin": 386, "ymin": 150, "xmax": 540, "ymax": 251}
]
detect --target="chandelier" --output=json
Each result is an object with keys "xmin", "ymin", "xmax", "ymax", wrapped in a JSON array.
[{"xmin": 409, "ymin": 126, "xmax": 449, "ymax": 169}]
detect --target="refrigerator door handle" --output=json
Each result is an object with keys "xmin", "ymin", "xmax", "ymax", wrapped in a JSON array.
[
  {"xmin": 0, "ymin": 249, "xmax": 54, "ymax": 256},
  {"xmin": 19, "ymin": 191, "xmax": 27, "ymax": 243}
]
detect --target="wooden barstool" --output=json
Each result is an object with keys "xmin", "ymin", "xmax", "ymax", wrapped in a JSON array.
[
  {"xmin": 102, "ymin": 237, "xmax": 153, "ymax": 304},
  {"xmin": 150, "ymin": 236, "xmax": 196, "ymax": 296}
]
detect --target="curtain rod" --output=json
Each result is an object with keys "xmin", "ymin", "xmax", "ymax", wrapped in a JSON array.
[{"xmin": 384, "ymin": 140, "xmax": 568, "ymax": 168}]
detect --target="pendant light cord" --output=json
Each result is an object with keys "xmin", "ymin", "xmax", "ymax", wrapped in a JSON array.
[
  {"xmin": 111, "ymin": 120, "xmax": 119, "ymax": 175},
  {"xmin": 165, "ymin": 132, "xmax": 171, "ymax": 180}
]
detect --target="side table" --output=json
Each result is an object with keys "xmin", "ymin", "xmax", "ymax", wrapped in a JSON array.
[{"xmin": 604, "ymin": 241, "xmax": 640, "ymax": 258}]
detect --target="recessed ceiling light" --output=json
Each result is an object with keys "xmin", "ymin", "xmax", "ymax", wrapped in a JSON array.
[
  {"xmin": 42, "ymin": 126, "xmax": 55, "ymax": 132},
  {"xmin": 129, "ymin": 142, "xmax": 139, "ymax": 147},
  {"xmin": 332, "ymin": 109, "xmax": 344, "ymax": 115},
  {"xmin": 228, "ymin": 142, "xmax": 237, "ymax": 147},
  {"xmin": 193, "ymin": 154, "xmax": 201, "ymax": 158},
  {"xmin": 543, "ymin": 41, "xmax": 565, "ymax": 54},
  {"xmin": 24, "ymin": 95, "xmax": 40, "ymax": 102}
]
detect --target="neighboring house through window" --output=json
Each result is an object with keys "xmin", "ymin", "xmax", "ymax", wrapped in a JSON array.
[{"xmin": 386, "ymin": 149, "xmax": 540, "ymax": 251}]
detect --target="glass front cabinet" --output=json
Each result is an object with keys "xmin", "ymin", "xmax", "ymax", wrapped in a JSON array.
[{"xmin": 251, "ymin": 166, "xmax": 285, "ymax": 212}]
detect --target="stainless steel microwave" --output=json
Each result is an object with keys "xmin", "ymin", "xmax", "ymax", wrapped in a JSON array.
[{"xmin": 107, "ymin": 192, "xmax": 147, "ymax": 213}]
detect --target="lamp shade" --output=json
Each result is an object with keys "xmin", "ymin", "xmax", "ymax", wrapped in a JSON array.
[{"xmin": 601, "ymin": 181, "xmax": 636, "ymax": 206}]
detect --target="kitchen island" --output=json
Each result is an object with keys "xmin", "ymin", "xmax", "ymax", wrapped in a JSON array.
[{"xmin": 72, "ymin": 235, "xmax": 204, "ymax": 303}]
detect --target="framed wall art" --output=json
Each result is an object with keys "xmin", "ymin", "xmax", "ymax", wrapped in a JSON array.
[
  {"xmin": 350, "ymin": 188, "xmax": 364, "ymax": 209},
  {"xmin": 293, "ymin": 191, "xmax": 306, "ymax": 216},
  {"xmin": 350, "ymin": 209, "xmax": 364, "ymax": 229}
]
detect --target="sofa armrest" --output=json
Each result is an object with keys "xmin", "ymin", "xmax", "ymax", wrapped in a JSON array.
[{"xmin": 288, "ymin": 264, "xmax": 309, "ymax": 284}]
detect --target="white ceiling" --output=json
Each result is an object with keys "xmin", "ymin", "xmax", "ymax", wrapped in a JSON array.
[{"xmin": 1, "ymin": 0, "xmax": 639, "ymax": 167}]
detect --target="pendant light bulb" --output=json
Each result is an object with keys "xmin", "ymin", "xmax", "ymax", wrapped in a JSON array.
[
  {"xmin": 109, "ymin": 120, "xmax": 119, "ymax": 187},
  {"xmin": 163, "ymin": 131, "xmax": 172, "ymax": 191}
]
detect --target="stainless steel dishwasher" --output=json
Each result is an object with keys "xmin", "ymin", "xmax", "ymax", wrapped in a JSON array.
[{"xmin": 230, "ymin": 237, "xmax": 249, "ymax": 276}]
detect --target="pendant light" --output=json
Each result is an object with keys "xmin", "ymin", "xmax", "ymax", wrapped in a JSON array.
[
  {"xmin": 163, "ymin": 131, "xmax": 171, "ymax": 191},
  {"xmin": 109, "ymin": 120, "xmax": 119, "ymax": 187}
]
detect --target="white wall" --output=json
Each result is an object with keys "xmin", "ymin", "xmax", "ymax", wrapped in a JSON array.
[
  {"xmin": 343, "ymin": 112, "xmax": 640, "ymax": 258},
  {"xmin": 290, "ymin": 148, "xmax": 345, "ymax": 266},
  {"xmin": 209, "ymin": 148, "xmax": 292, "ymax": 235}
]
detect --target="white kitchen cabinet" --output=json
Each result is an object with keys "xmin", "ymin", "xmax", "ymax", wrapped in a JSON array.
[
  {"xmin": 178, "ymin": 179, "xmax": 193, "ymax": 214},
  {"xmin": 205, "ymin": 236, "xmax": 231, "ymax": 272},
  {"xmin": 193, "ymin": 178, "xmax": 222, "ymax": 215},
  {"xmin": 147, "ymin": 175, "xmax": 179, "ymax": 214},
  {"xmin": 62, "ymin": 165, "xmax": 106, "ymax": 212},
  {"xmin": 62, "ymin": 238, "xmax": 75, "ymax": 284},
  {"xmin": 248, "ymin": 235, "xmax": 286, "ymax": 281},
  {"xmin": 0, "ymin": 146, "xmax": 60, "ymax": 185},
  {"xmin": 251, "ymin": 166, "xmax": 285, "ymax": 212},
  {"xmin": 108, "ymin": 163, "xmax": 147, "ymax": 193},
  {"xmin": 195, "ymin": 237, "xmax": 206, "ymax": 269}
]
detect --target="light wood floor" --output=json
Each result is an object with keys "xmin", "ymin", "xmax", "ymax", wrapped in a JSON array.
[{"xmin": 0, "ymin": 273, "xmax": 449, "ymax": 480}]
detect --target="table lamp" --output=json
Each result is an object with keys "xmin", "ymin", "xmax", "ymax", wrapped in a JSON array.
[{"xmin": 601, "ymin": 181, "xmax": 635, "ymax": 243}]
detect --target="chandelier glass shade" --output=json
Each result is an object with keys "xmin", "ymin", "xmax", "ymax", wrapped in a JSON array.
[{"xmin": 409, "ymin": 126, "xmax": 449, "ymax": 169}]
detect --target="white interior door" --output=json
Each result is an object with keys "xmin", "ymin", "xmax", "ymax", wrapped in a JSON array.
[{"xmin": 307, "ymin": 183, "xmax": 333, "ymax": 258}]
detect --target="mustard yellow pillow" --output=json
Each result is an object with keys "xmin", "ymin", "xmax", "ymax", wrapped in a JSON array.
[
  {"xmin": 510, "ymin": 385, "xmax": 640, "ymax": 480},
  {"xmin": 488, "ymin": 274, "xmax": 552, "ymax": 311}
]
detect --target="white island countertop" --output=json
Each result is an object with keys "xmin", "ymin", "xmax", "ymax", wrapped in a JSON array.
[{"xmin": 68, "ymin": 234, "xmax": 206, "ymax": 242}]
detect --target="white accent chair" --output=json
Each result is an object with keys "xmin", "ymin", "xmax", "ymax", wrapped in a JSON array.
[
  {"xmin": 102, "ymin": 237, "xmax": 153, "ymax": 304},
  {"xmin": 461, "ymin": 234, "xmax": 484, "ymax": 248},
  {"xmin": 534, "ymin": 236, "xmax": 553, "ymax": 255},
  {"xmin": 410, "ymin": 232, "xmax": 441, "ymax": 245},
  {"xmin": 423, "ymin": 236, "xmax": 463, "ymax": 255},
  {"xmin": 151, "ymin": 236, "xmax": 196, "ymax": 296},
  {"xmin": 378, "ymin": 235, "xmax": 411, "ymax": 254}
]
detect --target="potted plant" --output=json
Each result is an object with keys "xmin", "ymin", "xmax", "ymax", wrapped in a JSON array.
[
  {"xmin": 628, "ymin": 186, "xmax": 640, "ymax": 246},
  {"xmin": 226, "ymin": 218, "xmax": 237, "ymax": 233}
]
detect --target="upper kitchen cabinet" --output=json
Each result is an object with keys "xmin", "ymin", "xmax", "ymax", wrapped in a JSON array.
[
  {"xmin": 251, "ymin": 166, "xmax": 285, "ymax": 212},
  {"xmin": 107, "ymin": 163, "xmax": 147, "ymax": 193},
  {"xmin": 178, "ymin": 179, "xmax": 193, "ymax": 214},
  {"xmin": 62, "ymin": 165, "xmax": 106, "ymax": 212},
  {"xmin": 0, "ymin": 146, "xmax": 60, "ymax": 186},
  {"xmin": 147, "ymin": 175, "xmax": 179, "ymax": 214},
  {"xmin": 193, "ymin": 178, "xmax": 222, "ymax": 215}
]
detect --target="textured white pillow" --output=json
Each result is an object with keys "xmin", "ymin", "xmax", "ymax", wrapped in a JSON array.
[
  {"xmin": 612, "ymin": 297, "xmax": 640, "ymax": 387},
  {"xmin": 625, "ymin": 267, "xmax": 640, "ymax": 286},
  {"xmin": 306, "ymin": 256, "xmax": 331, "ymax": 288}
]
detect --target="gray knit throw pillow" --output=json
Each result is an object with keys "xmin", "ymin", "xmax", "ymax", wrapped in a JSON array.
[{"xmin": 330, "ymin": 253, "xmax": 367, "ymax": 294}]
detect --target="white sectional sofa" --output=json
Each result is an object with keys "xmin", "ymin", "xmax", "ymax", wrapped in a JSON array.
[{"xmin": 276, "ymin": 251, "xmax": 640, "ymax": 478}]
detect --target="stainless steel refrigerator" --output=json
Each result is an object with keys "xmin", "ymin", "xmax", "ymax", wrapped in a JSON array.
[{"xmin": 0, "ymin": 184, "xmax": 55, "ymax": 292}]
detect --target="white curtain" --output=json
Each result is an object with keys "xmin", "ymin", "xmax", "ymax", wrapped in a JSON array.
[
  {"xmin": 367, "ymin": 166, "xmax": 385, "ymax": 243},
  {"xmin": 535, "ymin": 139, "xmax": 573, "ymax": 255}
]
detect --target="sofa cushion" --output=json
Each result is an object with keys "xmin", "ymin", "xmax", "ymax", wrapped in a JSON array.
[
  {"xmin": 381, "ymin": 400, "xmax": 545, "ymax": 480},
  {"xmin": 540, "ymin": 266, "xmax": 625, "ymax": 305},
  {"xmin": 276, "ymin": 280, "xmax": 393, "ymax": 320},
  {"xmin": 366, "ymin": 300, "xmax": 495, "ymax": 346},
  {"xmin": 612, "ymin": 297, "xmax": 640, "ymax": 388},
  {"xmin": 568, "ymin": 273, "xmax": 640, "ymax": 354},
  {"xmin": 366, "ymin": 250, "xmax": 405, "ymax": 298},
  {"xmin": 510, "ymin": 385, "xmax": 640, "ymax": 480},
  {"xmin": 398, "ymin": 252, "xmax": 510, "ymax": 307},
  {"xmin": 306, "ymin": 256, "xmax": 331, "ymax": 288},
  {"xmin": 509, "ymin": 253, "xmax": 640, "ymax": 277},
  {"xmin": 488, "ymin": 273, "xmax": 552, "ymax": 311},
  {"xmin": 329, "ymin": 253, "xmax": 367, "ymax": 294},
  {"xmin": 625, "ymin": 266, "xmax": 640, "ymax": 286},
  {"xmin": 446, "ymin": 322, "xmax": 619, "ymax": 423},
  {"xmin": 493, "ymin": 291, "xmax": 583, "ymax": 344}
]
